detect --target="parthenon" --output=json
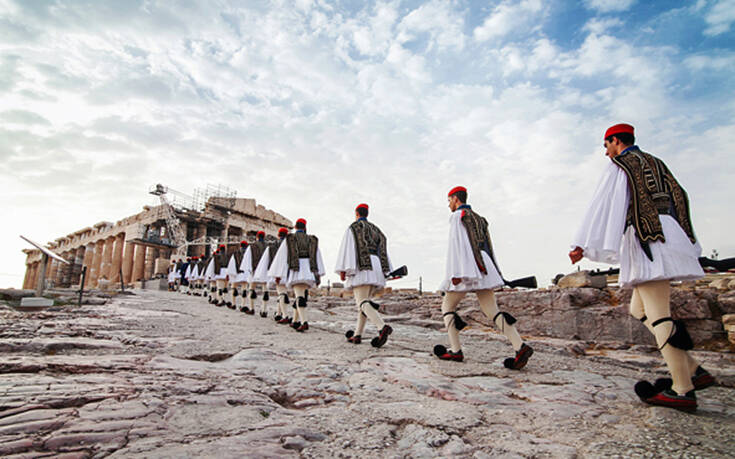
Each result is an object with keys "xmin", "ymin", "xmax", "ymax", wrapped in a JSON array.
[{"xmin": 21, "ymin": 193, "xmax": 292, "ymax": 290}]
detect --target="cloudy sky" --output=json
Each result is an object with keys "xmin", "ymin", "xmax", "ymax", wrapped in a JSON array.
[{"xmin": 2, "ymin": 0, "xmax": 734, "ymax": 290}]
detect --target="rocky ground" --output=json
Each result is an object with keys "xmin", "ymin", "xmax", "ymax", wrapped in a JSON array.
[{"xmin": 1, "ymin": 289, "xmax": 734, "ymax": 458}]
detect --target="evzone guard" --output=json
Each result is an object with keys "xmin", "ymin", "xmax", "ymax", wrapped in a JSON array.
[
  {"xmin": 253, "ymin": 230, "xmax": 286, "ymax": 321},
  {"xmin": 187, "ymin": 256, "xmax": 200, "ymax": 296},
  {"xmin": 334, "ymin": 203, "xmax": 393, "ymax": 348},
  {"xmin": 268, "ymin": 218, "xmax": 325, "ymax": 332},
  {"xmin": 227, "ymin": 241, "xmax": 251, "ymax": 312},
  {"xmin": 272, "ymin": 228, "xmax": 295, "ymax": 325},
  {"xmin": 243, "ymin": 231, "xmax": 269, "ymax": 317},
  {"xmin": 434, "ymin": 186, "xmax": 534, "ymax": 369},
  {"xmin": 179, "ymin": 257, "xmax": 191, "ymax": 294},
  {"xmin": 167, "ymin": 260, "xmax": 177, "ymax": 291},
  {"xmin": 570, "ymin": 123, "xmax": 715, "ymax": 411},
  {"xmin": 204, "ymin": 247, "xmax": 220, "ymax": 305},
  {"xmin": 197, "ymin": 254, "xmax": 209, "ymax": 297}
]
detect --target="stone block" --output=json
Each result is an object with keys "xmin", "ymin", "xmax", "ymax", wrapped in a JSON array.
[
  {"xmin": 18, "ymin": 297, "xmax": 54, "ymax": 309},
  {"xmin": 709, "ymin": 278, "xmax": 731, "ymax": 290},
  {"xmin": 723, "ymin": 314, "xmax": 735, "ymax": 325},
  {"xmin": 718, "ymin": 291, "xmax": 735, "ymax": 314},
  {"xmin": 0, "ymin": 289, "xmax": 37, "ymax": 301},
  {"xmin": 557, "ymin": 271, "xmax": 607, "ymax": 289}
]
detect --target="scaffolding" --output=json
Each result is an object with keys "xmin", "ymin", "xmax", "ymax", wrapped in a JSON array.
[
  {"xmin": 146, "ymin": 183, "xmax": 240, "ymax": 258},
  {"xmin": 192, "ymin": 184, "xmax": 237, "ymax": 212}
]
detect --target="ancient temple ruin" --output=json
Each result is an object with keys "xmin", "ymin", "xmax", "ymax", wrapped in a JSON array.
[{"xmin": 21, "ymin": 187, "xmax": 292, "ymax": 290}]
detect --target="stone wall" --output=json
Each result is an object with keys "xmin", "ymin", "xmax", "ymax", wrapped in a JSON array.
[{"xmin": 371, "ymin": 287, "xmax": 735, "ymax": 350}]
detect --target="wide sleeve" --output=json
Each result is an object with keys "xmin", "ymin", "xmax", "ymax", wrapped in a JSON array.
[
  {"xmin": 240, "ymin": 247, "xmax": 253, "ymax": 275},
  {"xmin": 205, "ymin": 259, "xmax": 215, "ymax": 277},
  {"xmin": 571, "ymin": 162, "xmax": 629, "ymax": 264},
  {"xmin": 444, "ymin": 212, "xmax": 484, "ymax": 281},
  {"xmin": 267, "ymin": 241, "xmax": 289, "ymax": 279},
  {"xmin": 253, "ymin": 248, "xmax": 271, "ymax": 281},
  {"xmin": 226, "ymin": 254, "xmax": 238, "ymax": 276},
  {"xmin": 334, "ymin": 228, "xmax": 357, "ymax": 275},
  {"xmin": 316, "ymin": 247, "xmax": 326, "ymax": 276}
]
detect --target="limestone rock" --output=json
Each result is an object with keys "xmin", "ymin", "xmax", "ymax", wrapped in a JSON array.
[
  {"xmin": 0, "ymin": 289, "xmax": 37, "ymax": 301},
  {"xmin": 557, "ymin": 271, "xmax": 607, "ymax": 289},
  {"xmin": 709, "ymin": 277, "xmax": 732, "ymax": 290}
]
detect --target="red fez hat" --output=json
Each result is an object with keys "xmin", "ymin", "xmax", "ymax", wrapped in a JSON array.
[
  {"xmin": 604, "ymin": 123, "xmax": 634, "ymax": 139},
  {"xmin": 355, "ymin": 203, "xmax": 369, "ymax": 212},
  {"xmin": 240, "ymin": 240, "xmax": 248, "ymax": 245},
  {"xmin": 296, "ymin": 218, "xmax": 307, "ymax": 226},
  {"xmin": 218, "ymin": 244, "xmax": 225, "ymax": 248},
  {"xmin": 278, "ymin": 227, "xmax": 289, "ymax": 235},
  {"xmin": 448, "ymin": 186, "xmax": 466, "ymax": 197},
  {"xmin": 256, "ymin": 230, "xmax": 265, "ymax": 237}
]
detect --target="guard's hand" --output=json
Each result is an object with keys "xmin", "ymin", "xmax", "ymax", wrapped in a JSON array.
[
  {"xmin": 569, "ymin": 246, "xmax": 584, "ymax": 264},
  {"xmin": 315, "ymin": 274, "xmax": 321, "ymax": 286},
  {"xmin": 275, "ymin": 277, "xmax": 281, "ymax": 284},
  {"xmin": 339, "ymin": 271, "xmax": 345, "ymax": 281},
  {"xmin": 451, "ymin": 277, "xmax": 462, "ymax": 286}
]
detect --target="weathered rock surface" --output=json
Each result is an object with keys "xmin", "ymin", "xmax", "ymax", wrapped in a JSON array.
[
  {"xmin": 557, "ymin": 271, "xmax": 607, "ymax": 289},
  {"xmin": 375, "ymin": 287, "xmax": 732, "ymax": 350},
  {"xmin": 0, "ymin": 290, "xmax": 733, "ymax": 457}
]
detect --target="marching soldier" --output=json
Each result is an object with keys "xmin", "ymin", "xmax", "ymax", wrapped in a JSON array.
[
  {"xmin": 271, "ymin": 228, "xmax": 294, "ymax": 325},
  {"xmin": 187, "ymin": 256, "xmax": 200, "ymax": 295},
  {"xmin": 253, "ymin": 231, "xmax": 284, "ymax": 320},
  {"xmin": 243, "ymin": 231, "xmax": 268, "ymax": 316},
  {"xmin": 204, "ymin": 248, "xmax": 219, "ymax": 304},
  {"xmin": 167, "ymin": 260, "xmax": 177, "ymax": 291},
  {"xmin": 570, "ymin": 124, "xmax": 714, "ymax": 411},
  {"xmin": 268, "ymin": 218, "xmax": 325, "ymax": 332},
  {"xmin": 227, "ymin": 241, "xmax": 249, "ymax": 311},
  {"xmin": 213, "ymin": 244, "xmax": 230, "ymax": 307},
  {"xmin": 434, "ymin": 186, "xmax": 533, "ymax": 369},
  {"xmin": 335, "ymin": 203, "xmax": 393, "ymax": 348}
]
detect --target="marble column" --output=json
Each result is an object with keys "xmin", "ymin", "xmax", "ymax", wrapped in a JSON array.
[
  {"xmin": 121, "ymin": 239, "xmax": 135, "ymax": 284},
  {"xmin": 132, "ymin": 244, "xmax": 146, "ymax": 282},
  {"xmin": 99, "ymin": 237, "xmax": 115, "ymax": 281},
  {"xmin": 144, "ymin": 247, "xmax": 158, "ymax": 280},
  {"xmin": 59, "ymin": 252, "xmax": 73, "ymax": 287},
  {"xmin": 23, "ymin": 264, "xmax": 33, "ymax": 289},
  {"xmin": 71, "ymin": 246, "xmax": 85, "ymax": 286},
  {"xmin": 48, "ymin": 259, "xmax": 60, "ymax": 288},
  {"xmin": 196, "ymin": 223, "xmax": 207, "ymax": 257},
  {"xmin": 88, "ymin": 239, "xmax": 105, "ymax": 288},
  {"xmin": 110, "ymin": 233, "xmax": 125, "ymax": 284},
  {"xmin": 82, "ymin": 243, "xmax": 95, "ymax": 288},
  {"xmin": 30, "ymin": 262, "xmax": 40, "ymax": 290}
]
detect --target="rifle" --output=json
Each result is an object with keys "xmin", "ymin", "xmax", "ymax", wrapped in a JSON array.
[
  {"xmin": 502, "ymin": 276, "xmax": 537, "ymax": 289},
  {"xmin": 698, "ymin": 257, "xmax": 735, "ymax": 272},
  {"xmin": 586, "ymin": 257, "xmax": 735, "ymax": 277},
  {"xmin": 386, "ymin": 265, "xmax": 408, "ymax": 281},
  {"xmin": 589, "ymin": 268, "xmax": 620, "ymax": 277}
]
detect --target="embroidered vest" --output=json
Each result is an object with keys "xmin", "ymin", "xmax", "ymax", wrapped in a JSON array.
[
  {"xmin": 349, "ymin": 219, "xmax": 390, "ymax": 273},
  {"xmin": 250, "ymin": 240, "xmax": 267, "ymax": 271},
  {"xmin": 460, "ymin": 208, "xmax": 500, "ymax": 275},
  {"xmin": 612, "ymin": 148, "xmax": 696, "ymax": 247},
  {"xmin": 287, "ymin": 232, "xmax": 319, "ymax": 272},
  {"xmin": 233, "ymin": 250, "xmax": 244, "ymax": 273},
  {"xmin": 266, "ymin": 240, "xmax": 282, "ymax": 269}
]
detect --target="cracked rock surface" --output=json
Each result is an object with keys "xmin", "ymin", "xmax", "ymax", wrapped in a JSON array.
[{"xmin": 1, "ymin": 290, "xmax": 734, "ymax": 457}]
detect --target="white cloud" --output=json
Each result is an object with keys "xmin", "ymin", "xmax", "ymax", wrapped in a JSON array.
[
  {"xmin": 0, "ymin": 1, "xmax": 733, "ymax": 294},
  {"xmin": 583, "ymin": 0, "xmax": 637, "ymax": 13},
  {"xmin": 473, "ymin": 0, "xmax": 544, "ymax": 42},
  {"xmin": 703, "ymin": 0, "xmax": 735, "ymax": 35},
  {"xmin": 396, "ymin": 0, "xmax": 466, "ymax": 52}
]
